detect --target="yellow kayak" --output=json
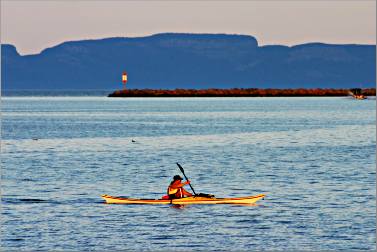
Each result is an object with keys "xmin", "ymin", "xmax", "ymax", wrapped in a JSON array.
[{"xmin": 101, "ymin": 194, "xmax": 265, "ymax": 205}]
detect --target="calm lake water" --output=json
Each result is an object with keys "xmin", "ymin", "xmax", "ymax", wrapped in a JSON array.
[{"xmin": 1, "ymin": 96, "xmax": 376, "ymax": 251}]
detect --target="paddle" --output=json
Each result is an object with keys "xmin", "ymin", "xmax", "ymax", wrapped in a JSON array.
[{"xmin": 176, "ymin": 163, "xmax": 197, "ymax": 196}]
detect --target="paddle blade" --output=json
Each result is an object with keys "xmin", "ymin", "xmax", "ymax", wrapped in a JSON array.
[{"xmin": 176, "ymin": 163, "xmax": 184, "ymax": 174}]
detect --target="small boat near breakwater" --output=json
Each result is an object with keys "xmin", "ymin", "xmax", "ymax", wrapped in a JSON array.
[{"xmin": 349, "ymin": 88, "xmax": 367, "ymax": 100}]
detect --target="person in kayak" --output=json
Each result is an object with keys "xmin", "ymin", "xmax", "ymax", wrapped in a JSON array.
[{"xmin": 167, "ymin": 175, "xmax": 192, "ymax": 199}]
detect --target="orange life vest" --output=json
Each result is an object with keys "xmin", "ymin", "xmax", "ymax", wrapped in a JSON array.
[{"xmin": 167, "ymin": 181, "xmax": 183, "ymax": 198}]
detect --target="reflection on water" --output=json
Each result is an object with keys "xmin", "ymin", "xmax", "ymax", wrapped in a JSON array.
[{"xmin": 170, "ymin": 204, "xmax": 186, "ymax": 209}]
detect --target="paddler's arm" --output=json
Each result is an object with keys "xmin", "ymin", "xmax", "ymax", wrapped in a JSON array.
[{"xmin": 171, "ymin": 180, "xmax": 190, "ymax": 188}]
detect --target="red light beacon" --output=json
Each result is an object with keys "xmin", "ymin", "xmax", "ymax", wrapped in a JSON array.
[{"xmin": 122, "ymin": 71, "xmax": 128, "ymax": 90}]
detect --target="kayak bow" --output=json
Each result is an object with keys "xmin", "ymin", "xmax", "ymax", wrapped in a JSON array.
[{"xmin": 101, "ymin": 194, "xmax": 265, "ymax": 205}]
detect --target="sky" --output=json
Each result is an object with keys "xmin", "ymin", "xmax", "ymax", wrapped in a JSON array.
[{"xmin": 1, "ymin": 0, "xmax": 376, "ymax": 55}]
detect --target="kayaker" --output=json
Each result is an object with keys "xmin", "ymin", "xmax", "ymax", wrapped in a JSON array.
[{"xmin": 167, "ymin": 175, "xmax": 192, "ymax": 199}]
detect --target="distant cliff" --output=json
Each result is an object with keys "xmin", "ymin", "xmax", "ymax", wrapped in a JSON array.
[{"xmin": 1, "ymin": 33, "xmax": 376, "ymax": 90}]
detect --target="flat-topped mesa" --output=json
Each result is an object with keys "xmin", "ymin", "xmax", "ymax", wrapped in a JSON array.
[
  {"xmin": 108, "ymin": 88, "xmax": 376, "ymax": 97},
  {"xmin": 2, "ymin": 33, "xmax": 375, "ymax": 90}
]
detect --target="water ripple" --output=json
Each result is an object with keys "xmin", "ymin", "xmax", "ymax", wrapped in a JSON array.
[{"xmin": 1, "ymin": 97, "xmax": 375, "ymax": 251}]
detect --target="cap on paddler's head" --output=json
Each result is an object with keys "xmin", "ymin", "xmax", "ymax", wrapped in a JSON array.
[{"xmin": 173, "ymin": 175, "xmax": 183, "ymax": 181}]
